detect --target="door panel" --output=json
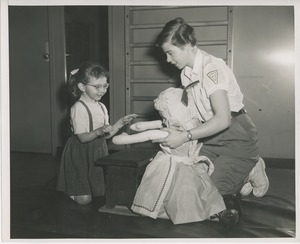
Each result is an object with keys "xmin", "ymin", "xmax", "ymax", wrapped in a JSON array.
[{"xmin": 9, "ymin": 6, "xmax": 52, "ymax": 153}]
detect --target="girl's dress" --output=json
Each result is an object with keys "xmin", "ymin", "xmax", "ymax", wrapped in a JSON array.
[
  {"xmin": 131, "ymin": 88, "xmax": 226, "ymax": 225},
  {"xmin": 56, "ymin": 100, "xmax": 109, "ymax": 197}
]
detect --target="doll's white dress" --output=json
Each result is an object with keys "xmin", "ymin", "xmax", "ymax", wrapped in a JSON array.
[{"xmin": 131, "ymin": 88, "xmax": 226, "ymax": 224}]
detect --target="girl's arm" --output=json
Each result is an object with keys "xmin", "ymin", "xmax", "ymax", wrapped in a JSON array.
[
  {"xmin": 76, "ymin": 114, "xmax": 138, "ymax": 142},
  {"xmin": 76, "ymin": 125, "xmax": 112, "ymax": 143},
  {"xmin": 104, "ymin": 113, "xmax": 139, "ymax": 139},
  {"xmin": 153, "ymin": 90, "xmax": 231, "ymax": 148}
]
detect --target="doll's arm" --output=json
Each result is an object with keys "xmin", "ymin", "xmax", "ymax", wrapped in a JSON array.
[
  {"xmin": 112, "ymin": 130, "xmax": 169, "ymax": 145},
  {"xmin": 130, "ymin": 120, "xmax": 163, "ymax": 132}
]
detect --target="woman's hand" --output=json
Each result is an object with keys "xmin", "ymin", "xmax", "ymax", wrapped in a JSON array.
[{"xmin": 152, "ymin": 127, "xmax": 187, "ymax": 149}]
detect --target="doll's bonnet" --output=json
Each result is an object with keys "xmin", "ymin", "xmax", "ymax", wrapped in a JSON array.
[{"xmin": 154, "ymin": 87, "xmax": 193, "ymax": 128}]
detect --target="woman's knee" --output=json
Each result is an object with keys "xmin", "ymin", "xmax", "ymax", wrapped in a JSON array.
[{"xmin": 75, "ymin": 195, "xmax": 92, "ymax": 205}]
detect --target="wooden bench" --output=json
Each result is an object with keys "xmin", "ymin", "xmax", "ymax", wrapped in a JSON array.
[{"xmin": 95, "ymin": 148, "xmax": 158, "ymax": 209}]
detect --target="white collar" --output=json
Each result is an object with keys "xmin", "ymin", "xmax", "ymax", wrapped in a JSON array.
[{"xmin": 183, "ymin": 48, "xmax": 203, "ymax": 82}]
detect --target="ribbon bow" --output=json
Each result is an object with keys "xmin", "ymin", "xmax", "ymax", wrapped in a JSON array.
[
  {"xmin": 70, "ymin": 68, "xmax": 79, "ymax": 76},
  {"xmin": 181, "ymin": 80, "xmax": 199, "ymax": 106}
]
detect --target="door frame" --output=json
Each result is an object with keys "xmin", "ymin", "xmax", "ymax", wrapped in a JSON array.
[{"xmin": 48, "ymin": 6, "xmax": 67, "ymax": 156}]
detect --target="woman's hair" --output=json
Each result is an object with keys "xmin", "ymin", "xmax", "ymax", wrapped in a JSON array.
[
  {"xmin": 155, "ymin": 17, "xmax": 197, "ymax": 48},
  {"xmin": 67, "ymin": 62, "xmax": 109, "ymax": 99}
]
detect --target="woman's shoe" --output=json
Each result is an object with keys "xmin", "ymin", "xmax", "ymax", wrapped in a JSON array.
[
  {"xmin": 209, "ymin": 209, "xmax": 239, "ymax": 227},
  {"xmin": 222, "ymin": 193, "xmax": 243, "ymax": 217},
  {"xmin": 219, "ymin": 209, "xmax": 239, "ymax": 227},
  {"xmin": 209, "ymin": 194, "xmax": 242, "ymax": 227},
  {"xmin": 240, "ymin": 157, "xmax": 269, "ymax": 197}
]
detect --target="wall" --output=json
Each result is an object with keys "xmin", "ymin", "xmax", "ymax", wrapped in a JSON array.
[
  {"xmin": 232, "ymin": 6, "xmax": 294, "ymax": 159},
  {"xmin": 110, "ymin": 6, "xmax": 295, "ymax": 159},
  {"xmin": 124, "ymin": 6, "xmax": 232, "ymax": 149}
]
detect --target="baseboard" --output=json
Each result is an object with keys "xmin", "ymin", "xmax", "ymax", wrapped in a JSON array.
[{"xmin": 263, "ymin": 158, "xmax": 295, "ymax": 170}]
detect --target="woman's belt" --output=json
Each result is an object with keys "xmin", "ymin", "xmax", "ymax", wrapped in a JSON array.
[{"xmin": 231, "ymin": 108, "xmax": 247, "ymax": 118}]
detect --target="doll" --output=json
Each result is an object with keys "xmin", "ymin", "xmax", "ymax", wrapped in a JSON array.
[{"xmin": 113, "ymin": 88, "xmax": 233, "ymax": 225}]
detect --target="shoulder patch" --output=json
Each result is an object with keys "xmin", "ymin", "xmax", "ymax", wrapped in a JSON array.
[{"xmin": 207, "ymin": 70, "xmax": 218, "ymax": 84}]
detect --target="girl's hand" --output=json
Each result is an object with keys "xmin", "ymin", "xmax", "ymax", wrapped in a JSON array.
[
  {"xmin": 115, "ymin": 114, "xmax": 139, "ymax": 131},
  {"xmin": 97, "ymin": 125, "xmax": 113, "ymax": 136},
  {"xmin": 121, "ymin": 113, "xmax": 139, "ymax": 125},
  {"xmin": 152, "ymin": 127, "xmax": 187, "ymax": 149}
]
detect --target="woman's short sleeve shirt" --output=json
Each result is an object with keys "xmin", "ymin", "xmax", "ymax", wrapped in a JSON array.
[{"xmin": 181, "ymin": 49, "xmax": 244, "ymax": 121}]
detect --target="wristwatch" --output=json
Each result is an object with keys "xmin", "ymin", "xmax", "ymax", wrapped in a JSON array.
[{"xmin": 186, "ymin": 130, "xmax": 193, "ymax": 141}]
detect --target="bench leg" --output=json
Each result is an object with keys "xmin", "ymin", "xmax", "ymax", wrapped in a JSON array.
[
  {"xmin": 104, "ymin": 166, "xmax": 140, "ymax": 209},
  {"xmin": 103, "ymin": 166, "xmax": 116, "ymax": 209}
]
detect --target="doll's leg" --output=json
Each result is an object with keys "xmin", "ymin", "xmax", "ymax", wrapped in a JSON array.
[
  {"xmin": 112, "ymin": 130, "xmax": 169, "ymax": 145},
  {"xmin": 130, "ymin": 120, "xmax": 163, "ymax": 132}
]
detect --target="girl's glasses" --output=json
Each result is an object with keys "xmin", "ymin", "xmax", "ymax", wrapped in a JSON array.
[{"xmin": 86, "ymin": 83, "xmax": 110, "ymax": 90}]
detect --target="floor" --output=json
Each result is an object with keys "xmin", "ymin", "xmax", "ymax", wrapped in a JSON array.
[{"xmin": 8, "ymin": 151, "xmax": 296, "ymax": 240}]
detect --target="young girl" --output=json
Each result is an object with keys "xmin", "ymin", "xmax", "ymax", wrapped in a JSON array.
[
  {"xmin": 56, "ymin": 62, "xmax": 138, "ymax": 205},
  {"xmin": 113, "ymin": 88, "xmax": 237, "ymax": 226},
  {"xmin": 152, "ymin": 18, "xmax": 269, "ymax": 217}
]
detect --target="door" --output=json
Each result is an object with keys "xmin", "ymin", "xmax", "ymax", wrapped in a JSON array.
[
  {"xmin": 9, "ymin": 6, "xmax": 52, "ymax": 153},
  {"xmin": 64, "ymin": 6, "xmax": 109, "ymax": 109}
]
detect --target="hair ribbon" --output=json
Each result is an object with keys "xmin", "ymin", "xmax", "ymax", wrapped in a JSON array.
[{"xmin": 70, "ymin": 68, "xmax": 79, "ymax": 76}]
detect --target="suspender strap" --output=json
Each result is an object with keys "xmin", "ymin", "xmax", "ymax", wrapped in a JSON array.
[{"xmin": 78, "ymin": 100, "xmax": 93, "ymax": 132}]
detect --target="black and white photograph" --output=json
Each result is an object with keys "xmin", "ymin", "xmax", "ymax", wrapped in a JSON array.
[{"xmin": 1, "ymin": 0, "xmax": 298, "ymax": 242}]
